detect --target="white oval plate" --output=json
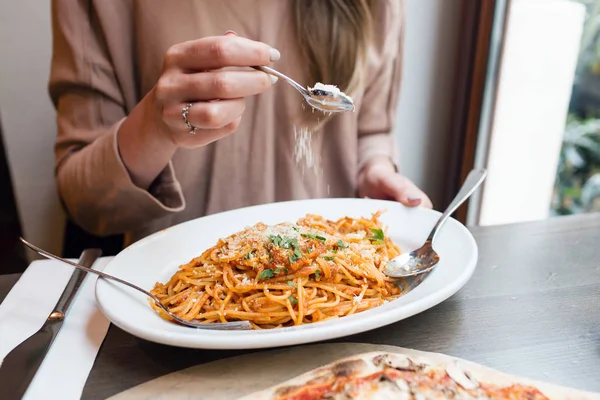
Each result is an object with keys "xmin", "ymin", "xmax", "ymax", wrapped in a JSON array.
[{"xmin": 95, "ymin": 198, "xmax": 478, "ymax": 349}]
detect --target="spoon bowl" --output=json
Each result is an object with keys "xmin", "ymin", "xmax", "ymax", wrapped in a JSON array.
[
  {"xmin": 20, "ymin": 238, "xmax": 253, "ymax": 331},
  {"xmin": 386, "ymin": 241, "xmax": 439, "ymax": 277},
  {"xmin": 253, "ymin": 66, "xmax": 354, "ymax": 113},
  {"xmin": 385, "ymin": 168, "xmax": 487, "ymax": 278},
  {"xmin": 305, "ymin": 95, "xmax": 355, "ymax": 113}
]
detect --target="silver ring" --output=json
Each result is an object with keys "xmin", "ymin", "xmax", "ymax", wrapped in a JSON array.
[{"xmin": 181, "ymin": 102, "xmax": 198, "ymax": 135}]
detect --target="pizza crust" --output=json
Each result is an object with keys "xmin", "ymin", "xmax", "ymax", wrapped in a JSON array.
[
  {"xmin": 107, "ymin": 343, "xmax": 599, "ymax": 400},
  {"xmin": 238, "ymin": 350, "xmax": 600, "ymax": 400}
]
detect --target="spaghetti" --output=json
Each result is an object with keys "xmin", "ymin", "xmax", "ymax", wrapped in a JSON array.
[{"xmin": 149, "ymin": 211, "xmax": 408, "ymax": 329}]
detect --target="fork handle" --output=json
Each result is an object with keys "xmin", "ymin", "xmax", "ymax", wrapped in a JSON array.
[
  {"xmin": 20, "ymin": 238, "xmax": 154, "ymax": 298},
  {"xmin": 20, "ymin": 238, "xmax": 253, "ymax": 330}
]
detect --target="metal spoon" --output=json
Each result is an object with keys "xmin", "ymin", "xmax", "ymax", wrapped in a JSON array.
[
  {"xmin": 384, "ymin": 168, "xmax": 488, "ymax": 278},
  {"xmin": 253, "ymin": 66, "xmax": 355, "ymax": 113},
  {"xmin": 19, "ymin": 238, "xmax": 253, "ymax": 331}
]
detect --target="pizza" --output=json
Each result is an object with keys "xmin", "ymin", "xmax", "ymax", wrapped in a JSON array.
[{"xmin": 238, "ymin": 351, "xmax": 599, "ymax": 400}]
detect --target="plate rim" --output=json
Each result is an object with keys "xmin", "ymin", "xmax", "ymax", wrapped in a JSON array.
[{"xmin": 95, "ymin": 198, "xmax": 478, "ymax": 349}]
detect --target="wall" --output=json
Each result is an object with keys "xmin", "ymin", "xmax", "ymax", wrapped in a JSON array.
[
  {"xmin": 395, "ymin": 0, "xmax": 466, "ymax": 209},
  {"xmin": 0, "ymin": 0, "xmax": 65, "ymax": 261},
  {"xmin": 478, "ymin": 0, "xmax": 585, "ymax": 226}
]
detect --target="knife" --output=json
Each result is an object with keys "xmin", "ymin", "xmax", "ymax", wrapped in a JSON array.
[{"xmin": 0, "ymin": 248, "xmax": 102, "ymax": 400}]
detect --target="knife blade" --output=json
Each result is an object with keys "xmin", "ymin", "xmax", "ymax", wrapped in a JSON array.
[{"xmin": 0, "ymin": 248, "xmax": 102, "ymax": 400}]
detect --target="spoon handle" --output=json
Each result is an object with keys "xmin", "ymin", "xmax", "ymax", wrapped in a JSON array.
[
  {"xmin": 426, "ymin": 168, "xmax": 487, "ymax": 243},
  {"xmin": 252, "ymin": 65, "xmax": 307, "ymax": 94}
]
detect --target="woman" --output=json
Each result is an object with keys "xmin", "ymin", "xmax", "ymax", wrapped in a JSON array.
[{"xmin": 49, "ymin": 0, "xmax": 432, "ymax": 246}]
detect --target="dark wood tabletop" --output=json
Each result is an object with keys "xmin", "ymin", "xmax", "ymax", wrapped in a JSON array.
[{"xmin": 2, "ymin": 213, "xmax": 600, "ymax": 398}]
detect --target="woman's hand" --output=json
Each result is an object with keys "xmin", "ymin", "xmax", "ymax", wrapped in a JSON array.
[
  {"xmin": 357, "ymin": 157, "xmax": 433, "ymax": 209},
  {"xmin": 118, "ymin": 32, "xmax": 278, "ymax": 189},
  {"xmin": 152, "ymin": 33, "xmax": 279, "ymax": 147}
]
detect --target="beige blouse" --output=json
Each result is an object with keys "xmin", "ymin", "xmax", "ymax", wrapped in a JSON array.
[{"xmin": 49, "ymin": 0, "xmax": 404, "ymax": 246}]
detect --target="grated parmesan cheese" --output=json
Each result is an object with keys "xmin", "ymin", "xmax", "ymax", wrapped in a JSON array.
[
  {"xmin": 346, "ymin": 233, "xmax": 366, "ymax": 239},
  {"xmin": 308, "ymin": 82, "xmax": 354, "ymax": 107},
  {"xmin": 241, "ymin": 276, "xmax": 252, "ymax": 286},
  {"xmin": 293, "ymin": 125, "xmax": 322, "ymax": 182},
  {"xmin": 309, "ymin": 82, "xmax": 343, "ymax": 96},
  {"xmin": 353, "ymin": 292, "xmax": 365, "ymax": 304},
  {"xmin": 261, "ymin": 222, "xmax": 301, "ymax": 240}
]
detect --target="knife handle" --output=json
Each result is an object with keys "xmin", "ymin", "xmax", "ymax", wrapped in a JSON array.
[
  {"xmin": 53, "ymin": 249, "xmax": 103, "ymax": 317},
  {"xmin": 0, "ymin": 248, "xmax": 103, "ymax": 400}
]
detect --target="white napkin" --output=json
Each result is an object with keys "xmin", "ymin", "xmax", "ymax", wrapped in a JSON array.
[{"xmin": 0, "ymin": 256, "xmax": 114, "ymax": 399}]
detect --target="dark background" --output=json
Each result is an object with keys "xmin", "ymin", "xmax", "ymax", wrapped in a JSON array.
[{"xmin": 0, "ymin": 122, "xmax": 27, "ymax": 274}]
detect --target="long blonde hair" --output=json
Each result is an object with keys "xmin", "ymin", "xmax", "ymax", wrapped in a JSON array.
[{"xmin": 292, "ymin": 0, "xmax": 378, "ymax": 102}]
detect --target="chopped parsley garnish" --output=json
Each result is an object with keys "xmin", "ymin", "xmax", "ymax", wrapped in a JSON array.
[
  {"xmin": 270, "ymin": 234, "xmax": 283, "ymax": 247},
  {"xmin": 289, "ymin": 247, "xmax": 302, "ymax": 263},
  {"xmin": 367, "ymin": 228, "xmax": 385, "ymax": 244},
  {"xmin": 289, "ymin": 296, "xmax": 298, "ymax": 305},
  {"xmin": 287, "ymin": 280, "xmax": 297, "ymax": 287},
  {"xmin": 270, "ymin": 235, "xmax": 299, "ymax": 249},
  {"xmin": 244, "ymin": 250, "xmax": 255, "ymax": 260},
  {"xmin": 323, "ymin": 256, "xmax": 335, "ymax": 261},
  {"xmin": 292, "ymin": 226, "xmax": 299, "ymax": 232},
  {"xmin": 274, "ymin": 267, "xmax": 289, "ymax": 275},
  {"xmin": 258, "ymin": 269, "xmax": 274, "ymax": 280},
  {"xmin": 336, "ymin": 240, "xmax": 347, "ymax": 248},
  {"xmin": 271, "ymin": 234, "xmax": 303, "ymax": 264},
  {"xmin": 301, "ymin": 233, "xmax": 327, "ymax": 242},
  {"xmin": 315, "ymin": 269, "xmax": 321, "ymax": 279}
]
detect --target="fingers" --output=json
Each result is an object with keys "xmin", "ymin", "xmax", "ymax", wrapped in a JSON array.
[
  {"xmin": 164, "ymin": 98, "xmax": 246, "ymax": 131},
  {"xmin": 378, "ymin": 173, "xmax": 433, "ymax": 209},
  {"xmin": 186, "ymin": 99, "xmax": 245, "ymax": 129},
  {"xmin": 401, "ymin": 195, "xmax": 433, "ymax": 209},
  {"xmin": 187, "ymin": 115, "xmax": 242, "ymax": 147},
  {"xmin": 398, "ymin": 190, "xmax": 433, "ymax": 209},
  {"xmin": 401, "ymin": 197, "xmax": 423, "ymax": 207},
  {"xmin": 158, "ymin": 70, "xmax": 274, "ymax": 102},
  {"xmin": 165, "ymin": 36, "xmax": 280, "ymax": 71},
  {"xmin": 378, "ymin": 176, "xmax": 412, "ymax": 204},
  {"xmin": 416, "ymin": 195, "xmax": 433, "ymax": 209},
  {"xmin": 150, "ymin": 32, "xmax": 277, "ymax": 150},
  {"xmin": 165, "ymin": 103, "xmax": 243, "ymax": 148}
]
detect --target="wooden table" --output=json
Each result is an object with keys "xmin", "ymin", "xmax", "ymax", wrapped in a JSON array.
[{"xmin": 2, "ymin": 213, "xmax": 599, "ymax": 398}]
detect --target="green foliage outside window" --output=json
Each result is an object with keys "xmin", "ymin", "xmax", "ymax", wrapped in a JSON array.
[
  {"xmin": 551, "ymin": 0, "xmax": 600, "ymax": 215},
  {"xmin": 551, "ymin": 115, "xmax": 600, "ymax": 215}
]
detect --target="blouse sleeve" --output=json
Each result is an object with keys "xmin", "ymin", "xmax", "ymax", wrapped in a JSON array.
[
  {"xmin": 49, "ymin": 0, "xmax": 184, "ymax": 237},
  {"xmin": 357, "ymin": 0, "xmax": 405, "ymax": 172}
]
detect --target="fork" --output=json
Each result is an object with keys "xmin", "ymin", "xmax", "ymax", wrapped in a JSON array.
[{"xmin": 20, "ymin": 238, "xmax": 253, "ymax": 331}]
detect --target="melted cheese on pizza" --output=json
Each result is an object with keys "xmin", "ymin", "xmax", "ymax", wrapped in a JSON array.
[{"xmin": 272, "ymin": 354, "xmax": 550, "ymax": 400}]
